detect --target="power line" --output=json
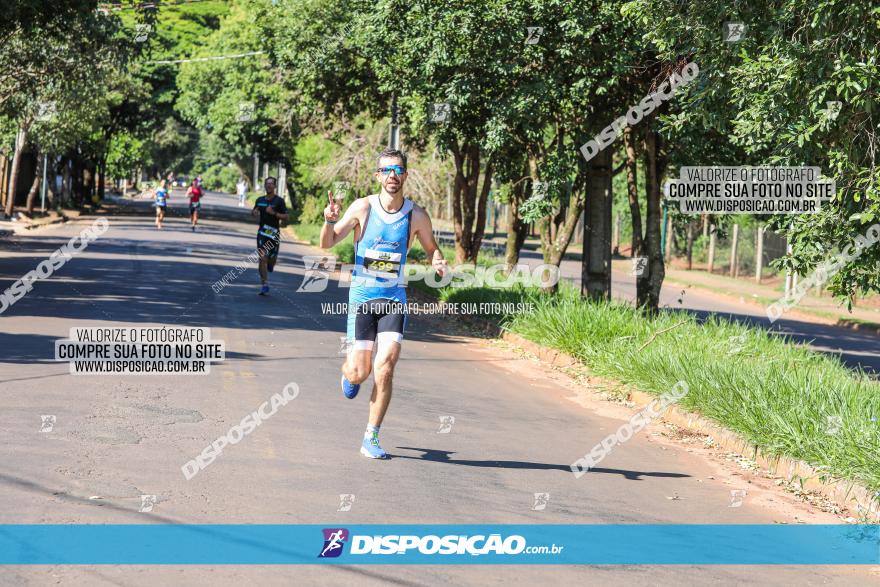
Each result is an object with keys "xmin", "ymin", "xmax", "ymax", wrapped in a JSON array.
[
  {"xmin": 97, "ymin": 0, "xmax": 221, "ymax": 13},
  {"xmin": 144, "ymin": 50, "xmax": 265, "ymax": 65}
]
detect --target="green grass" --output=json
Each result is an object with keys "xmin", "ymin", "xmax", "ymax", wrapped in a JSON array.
[
  {"xmin": 494, "ymin": 282, "xmax": 880, "ymax": 492},
  {"xmin": 289, "ymin": 223, "xmax": 354, "ymax": 263},
  {"xmin": 409, "ymin": 240, "xmax": 506, "ymax": 268}
]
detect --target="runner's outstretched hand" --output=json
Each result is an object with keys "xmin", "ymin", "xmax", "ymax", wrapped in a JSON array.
[{"xmin": 324, "ymin": 191, "xmax": 341, "ymax": 222}]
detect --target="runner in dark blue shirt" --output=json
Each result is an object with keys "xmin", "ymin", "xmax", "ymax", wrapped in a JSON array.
[{"xmin": 251, "ymin": 177, "xmax": 289, "ymax": 295}]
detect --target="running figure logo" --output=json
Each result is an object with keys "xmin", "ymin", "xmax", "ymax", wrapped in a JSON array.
[
  {"xmin": 532, "ymin": 492, "xmax": 550, "ymax": 511},
  {"xmin": 337, "ymin": 494, "xmax": 355, "ymax": 512},
  {"xmin": 237, "ymin": 102, "xmax": 255, "ymax": 122},
  {"xmin": 40, "ymin": 415, "xmax": 56, "ymax": 432},
  {"xmin": 825, "ymin": 415, "xmax": 842, "ymax": 435},
  {"xmin": 825, "ymin": 101, "xmax": 842, "ymax": 122},
  {"xmin": 430, "ymin": 103, "xmax": 451, "ymax": 124},
  {"xmin": 726, "ymin": 333, "xmax": 747, "ymax": 355},
  {"xmin": 36, "ymin": 101, "xmax": 57, "ymax": 122},
  {"xmin": 437, "ymin": 416, "xmax": 455, "ymax": 434},
  {"xmin": 134, "ymin": 23, "xmax": 152, "ymax": 43},
  {"xmin": 722, "ymin": 21, "xmax": 747, "ymax": 42},
  {"xmin": 333, "ymin": 181, "xmax": 350, "ymax": 200},
  {"xmin": 318, "ymin": 528, "xmax": 349, "ymax": 558},
  {"xmin": 531, "ymin": 180, "xmax": 548, "ymax": 201},
  {"xmin": 729, "ymin": 489, "xmax": 747, "ymax": 508},
  {"xmin": 297, "ymin": 255, "xmax": 336, "ymax": 293},
  {"xmin": 139, "ymin": 494, "xmax": 157, "ymax": 513},
  {"xmin": 525, "ymin": 26, "xmax": 543, "ymax": 44},
  {"xmin": 631, "ymin": 257, "xmax": 648, "ymax": 276}
]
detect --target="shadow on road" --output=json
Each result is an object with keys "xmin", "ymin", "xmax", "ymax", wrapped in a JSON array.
[
  {"xmin": 3, "ymin": 206, "xmax": 880, "ymax": 375},
  {"xmin": 392, "ymin": 447, "xmax": 691, "ymax": 480}
]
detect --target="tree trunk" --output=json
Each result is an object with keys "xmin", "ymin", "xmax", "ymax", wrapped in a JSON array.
[
  {"xmin": 471, "ymin": 160, "xmax": 492, "ymax": 260},
  {"xmin": 46, "ymin": 156, "xmax": 57, "ymax": 208},
  {"xmin": 504, "ymin": 203, "xmax": 529, "ymax": 272},
  {"xmin": 98, "ymin": 156, "xmax": 106, "ymax": 201},
  {"xmin": 85, "ymin": 165, "xmax": 96, "ymax": 205},
  {"xmin": 623, "ymin": 126, "xmax": 643, "ymax": 257},
  {"xmin": 504, "ymin": 163, "xmax": 530, "ymax": 272},
  {"xmin": 450, "ymin": 143, "xmax": 492, "ymax": 264},
  {"xmin": 0, "ymin": 153, "xmax": 8, "ymax": 211},
  {"xmin": 61, "ymin": 157, "xmax": 71, "ymax": 207},
  {"xmin": 540, "ymin": 190, "xmax": 583, "ymax": 294},
  {"xmin": 582, "ymin": 147, "xmax": 613, "ymax": 301},
  {"xmin": 4, "ymin": 125, "xmax": 28, "ymax": 218},
  {"xmin": 537, "ymin": 215, "xmax": 552, "ymax": 264},
  {"xmin": 25, "ymin": 161, "xmax": 41, "ymax": 215},
  {"xmin": 686, "ymin": 220, "xmax": 695, "ymax": 270},
  {"xmin": 73, "ymin": 159, "xmax": 84, "ymax": 207},
  {"xmin": 637, "ymin": 124, "xmax": 666, "ymax": 312}
]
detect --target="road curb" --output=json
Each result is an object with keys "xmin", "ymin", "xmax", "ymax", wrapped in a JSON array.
[
  {"xmin": 836, "ymin": 317, "xmax": 880, "ymax": 336},
  {"xmin": 500, "ymin": 330, "xmax": 880, "ymax": 521},
  {"xmin": 660, "ymin": 271, "xmax": 880, "ymax": 335},
  {"xmin": 2, "ymin": 210, "xmax": 69, "ymax": 235}
]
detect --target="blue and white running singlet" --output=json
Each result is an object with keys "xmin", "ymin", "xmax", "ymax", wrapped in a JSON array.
[
  {"xmin": 155, "ymin": 188, "xmax": 167, "ymax": 207},
  {"xmin": 346, "ymin": 195, "xmax": 413, "ymax": 345}
]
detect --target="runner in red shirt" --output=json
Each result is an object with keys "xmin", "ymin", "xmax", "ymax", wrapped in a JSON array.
[{"xmin": 186, "ymin": 178, "xmax": 202, "ymax": 231}]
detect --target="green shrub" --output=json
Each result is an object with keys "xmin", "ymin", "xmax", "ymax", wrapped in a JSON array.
[
  {"xmin": 199, "ymin": 163, "xmax": 241, "ymax": 193},
  {"xmin": 299, "ymin": 194, "xmax": 327, "ymax": 224}
]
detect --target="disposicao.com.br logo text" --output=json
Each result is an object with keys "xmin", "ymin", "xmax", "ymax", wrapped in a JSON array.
[{"xmin": 317, "ymin": 529, "xmax": 564, "ymax": 558}]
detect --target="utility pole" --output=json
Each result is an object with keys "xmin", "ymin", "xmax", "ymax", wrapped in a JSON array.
[
  {"xmin": 755, "ymin": 224, "xmax": 765, "ymax": 283},
  {"xmin": 612, "ymin": 212, "xmax": 621, "ymax": 254},
  {"xmin": 662, "ymin": 208, "xmax": 672, "ymax": 261},
  {"xmin": 253, "ymin": 151, "xmax": 259, "ymax": 191},
  {"xmin": 729, "ymin": 223, "xmax": 740, "ymax": 278},
  {"xmin": 277, "ymin": 164, "xmax": 286, "ymax": 199},
  {"xmin": 389, "ymin": 93, "xmax": 400, "ymax": 149},
  {"xmin": 582, "ymin": 149, "xmax": 613, "ymax": 300},
  {"xmin": 707, "ymin": 224, "xmax": 716, "ymax": 273},
  {"xmin": 40, "ymin": 154, "xmax": 48, "ymax": 213},
  {"xmin": 784, "ymin": 242, "xmax": 794, "ymax": 298}
]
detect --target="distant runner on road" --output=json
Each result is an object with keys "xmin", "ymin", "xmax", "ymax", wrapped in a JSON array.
[
  {"xmin": 237, "ymin": 177, "xmax": 248, "ymax": 207},
  {"xmin": 252, "ymin": 176, "xmax": 288, "ymax": 296},
  {"xmin": 154, "ymin": 179, "xmax": 169, "ymax": 230},
  {"xmin": 319, "ymin": 148, "xmax": 447, "ymax": 459},
  {"xmin": 186, "ymin": 178, "xmax": 202, "ymax": 231}
]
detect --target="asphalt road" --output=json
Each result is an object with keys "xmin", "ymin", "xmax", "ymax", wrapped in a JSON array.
[{"xmin": 0, "ymin": 193, "xmax": 877, "ymax": 585}]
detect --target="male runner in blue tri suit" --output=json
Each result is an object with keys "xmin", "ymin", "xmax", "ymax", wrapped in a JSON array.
[
  {"xmin": 320, "ymin": 148, "xmax": 447, "ymax": 459},
  {"xmin": 154, "ymin": 179, "xmax": 169, "ymax": 230}
]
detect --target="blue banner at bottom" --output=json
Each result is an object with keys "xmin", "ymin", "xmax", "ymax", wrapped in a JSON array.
[{"xmin": 0, "ymin": 525, "xmax": 877, "ymax": 565}]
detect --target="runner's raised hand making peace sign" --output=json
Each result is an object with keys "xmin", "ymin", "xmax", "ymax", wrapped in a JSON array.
[{"xmin": 323, "ymin": 190, "xmax": 342, "ymax": 223}]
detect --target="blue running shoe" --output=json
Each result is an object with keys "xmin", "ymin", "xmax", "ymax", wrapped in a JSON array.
[
  {"xmin": 341, "ymin": 375, "xmax": 360, "ymax": 399},
  {"xmin": 360, "ymin": 432, "xmax": 387, "ymax": 459},
  {"xmin": 259, "ymin": 284, "xmax": 269, "ymax": 295}
]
